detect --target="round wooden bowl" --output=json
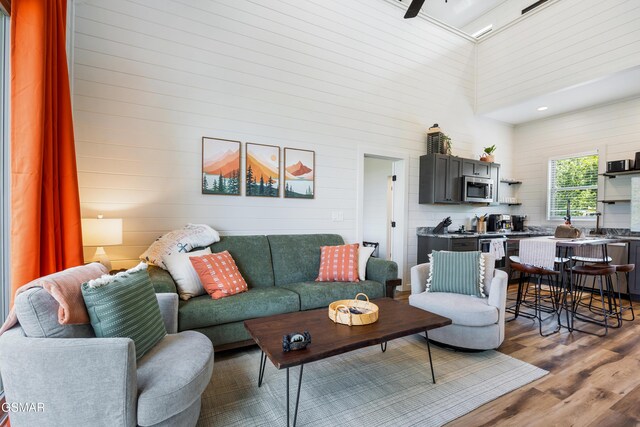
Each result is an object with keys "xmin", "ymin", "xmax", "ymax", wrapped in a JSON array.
[{"xmin": 328, "ymin": 293, "xmax": 379, "ymax": 326}]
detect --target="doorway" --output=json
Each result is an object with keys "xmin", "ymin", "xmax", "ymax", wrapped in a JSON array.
[{"xmin": 358, "ymin": 151, "xmax": 408, "ymax": 286}]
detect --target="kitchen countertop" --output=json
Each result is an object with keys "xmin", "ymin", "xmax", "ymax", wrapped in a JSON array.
[
  {"xmin": 416, "ymin": 226, "xmax": 640, "ymax": 241},
  {"xmin": 416, "ymin": 227, "xmax": 553, "ymax": 239}
]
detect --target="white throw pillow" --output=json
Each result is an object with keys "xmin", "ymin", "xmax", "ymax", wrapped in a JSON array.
[
  {"xmin": 358, "ymin": 246, "xmax": 376, "ymax": 281},
  {"xmin": 164, "ymin": 248, "xmax": 212, "ymax": 300},
  {"xmin": 140, "ymin": 224, "xmax": 220, "ymax": 270}
]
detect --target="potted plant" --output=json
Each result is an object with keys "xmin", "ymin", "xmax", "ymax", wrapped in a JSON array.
[{"xmin": 480, "ymin": 145, "xmax": 496, "ymax": 162}]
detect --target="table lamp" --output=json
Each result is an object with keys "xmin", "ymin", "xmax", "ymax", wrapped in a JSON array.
[{"xmin": 81, "ymin": 215, "xmax": 123, "ymax": 271}]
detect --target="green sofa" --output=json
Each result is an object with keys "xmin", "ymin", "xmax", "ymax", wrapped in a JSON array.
[{"xmin": 149, "ymin": 234, "xmax": 399, "ymax": 350}]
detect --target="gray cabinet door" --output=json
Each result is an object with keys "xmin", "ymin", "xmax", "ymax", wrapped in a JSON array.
[
  {"xmin": 434, "ymin": 155, "xmax": 449, "ymax": 203},
  {"xmin": 462, "ymin": 159, "xmax": 491, "ymax": 179},
  {"xmin": 448, "ymin": 156, "xmax": 462, "ymax": 202}
]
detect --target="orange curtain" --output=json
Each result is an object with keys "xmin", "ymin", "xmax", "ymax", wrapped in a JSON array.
[{"xmin": 10, "ymin": 0, "xmax": 83, "ymax": 303}]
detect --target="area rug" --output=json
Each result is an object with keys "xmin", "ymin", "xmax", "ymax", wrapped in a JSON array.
[{"xmin": 197, "ymin": 334, "xmax": 547, "ymax": 426}]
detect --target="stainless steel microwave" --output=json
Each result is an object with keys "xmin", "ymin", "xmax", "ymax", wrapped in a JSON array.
[{"xmin": 463, "ymin": 176, "xmax": 494, "ymax": 203}]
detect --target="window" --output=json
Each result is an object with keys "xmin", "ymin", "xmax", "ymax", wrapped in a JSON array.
[{"xmin": 548, "ymin": 152, "xmax": 599, "ymax": 220}]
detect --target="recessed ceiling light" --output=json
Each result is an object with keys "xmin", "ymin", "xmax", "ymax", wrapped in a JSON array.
[{"xmin": 537, "ymin": 106, "xmax": 548, "ymax": 111}]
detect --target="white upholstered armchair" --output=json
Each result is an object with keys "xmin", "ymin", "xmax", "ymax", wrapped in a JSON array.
[{"xmin": 409, "ymin": 253, "xmax": 509, "ymax": 350}]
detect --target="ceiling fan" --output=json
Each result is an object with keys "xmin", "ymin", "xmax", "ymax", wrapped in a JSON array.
[{"xmin": 403, "ymin": 0, "xmax": 448, "ymax": 19}]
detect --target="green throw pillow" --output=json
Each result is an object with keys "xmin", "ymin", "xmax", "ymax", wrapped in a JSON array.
[
  {"xmin": 427, "ymin": 251, "xmax": 485, "ymax": 297},
  {"xmin": 81, "ymin": 263, "xmax": 166, "ymax": 359}
]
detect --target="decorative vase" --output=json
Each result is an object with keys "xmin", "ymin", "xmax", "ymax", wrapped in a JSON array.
[{"xmin": 480, "ymin": 154, "xmax": 495, "ymax": 162}]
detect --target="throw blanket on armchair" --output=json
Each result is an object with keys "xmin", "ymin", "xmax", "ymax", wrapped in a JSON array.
[{"xmin": 0, "ymin": 263, "xmax": 108, "ymax": 335}]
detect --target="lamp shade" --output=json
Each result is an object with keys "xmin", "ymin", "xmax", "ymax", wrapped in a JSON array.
[{"xmin": 81, "ymin": 218, "xmax": 123, "ymax": 246}]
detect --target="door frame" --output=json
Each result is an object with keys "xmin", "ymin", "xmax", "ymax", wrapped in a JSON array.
[{"xmin": 356, "ymin": 147, "xmax": 409, "ymax": 285}]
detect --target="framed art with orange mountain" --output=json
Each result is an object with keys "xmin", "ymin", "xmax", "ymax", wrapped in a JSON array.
[
  {"xmin": 246, "ymin": 143, "xmax": 279, "ymax": 197},
  {"xmin": 284, "ymin": 148, "xmax": 315, "ymax": 199},
  {"xmin": 202, "ymin": 137, "xmax": 241, "ymax": 195}
]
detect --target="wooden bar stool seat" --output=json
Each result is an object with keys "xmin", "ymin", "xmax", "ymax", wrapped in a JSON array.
[
  {"xmin": 509, "ymin": 261, "xmax": 560, "ymax": 336},
  {"xmin": 571, "ymin": 264, "xmax": 619, "ymax": 336}
]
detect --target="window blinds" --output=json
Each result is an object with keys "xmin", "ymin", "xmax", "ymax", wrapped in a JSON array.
[{"xmin": 548, "ymin": 153, "xmax": 599, "ymax": 219}]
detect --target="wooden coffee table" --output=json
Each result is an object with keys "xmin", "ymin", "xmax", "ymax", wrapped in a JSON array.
[{"xmin": 244, "ymin": 298, "xmax": 451, "ymax": 426}]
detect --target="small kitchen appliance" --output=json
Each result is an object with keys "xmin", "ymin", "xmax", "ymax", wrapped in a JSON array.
[
  {"xmin": 607, "ymin": 159, "xmax": 634, "ymax": 173},
  {"xmin": 512, "ymin": 215, "xmax": 527, "ymax": 232}
]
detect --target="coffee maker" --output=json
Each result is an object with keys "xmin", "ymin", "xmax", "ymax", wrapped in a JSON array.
[
  {"xmin": 499, "ymin": 214, "xmax": 512, "ymax": 231},
  {"xmin": 487, "ymin": 214, "xmax": 501, "ymax": 232},
  {"xmin": 512, "ymin": 215, "xmax": 526, "ymax": 232},
  {"xmin": 487, "ymin": 214, "xmax": 512, "ymax": 232}
]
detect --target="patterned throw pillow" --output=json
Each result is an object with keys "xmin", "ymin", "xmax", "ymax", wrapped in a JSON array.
[
  {"xmin": 139, "ymin": 224, "xmax": 220, "ymax": 270},
  {"xmin": 316, "ymin": 243, "xmax": 360, "ymax": 282},
  {"xmin": 81, "ymin": 263, "xmax": 167, "ymax": 360},
  {"xmin": 190, "ymin": 251, "xmax": 249, "ymax": 300},
  {"xmin": 427, "ymin": 251, "xmax": 485, "ymax": 297}
]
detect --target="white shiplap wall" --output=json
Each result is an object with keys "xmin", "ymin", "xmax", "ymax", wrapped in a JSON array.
[
  {"xmin": 512, "ymin": 96, "xmax": 640, "ymax": 229},
  {"xmin": 476, "ymin": 0, "xmax": 640, "ymax": 114},
  {"xmin": 73, "ymin": 0, "xmax": 514, "ymax": 275}
]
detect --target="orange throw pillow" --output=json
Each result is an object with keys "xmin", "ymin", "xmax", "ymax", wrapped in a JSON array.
[
  {"xmin": 316, "ymin": 243, "xmax": 360, "ymax": 282},
  {"xmin": 190, "ymin": 251, "xmax": 249, "ymax": 300}
]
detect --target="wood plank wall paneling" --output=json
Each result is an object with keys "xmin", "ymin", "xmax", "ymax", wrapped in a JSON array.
[
  {"xmin": 73, "ymin": 0, "xmax": 515, "ymax": 274},
  {"xmin": 512, "ymin": 97, "xmax": 640, "ymax": 228},
  {"xmin": 476, "ymin": 0, "xmax": 640, "ymax": 114}
]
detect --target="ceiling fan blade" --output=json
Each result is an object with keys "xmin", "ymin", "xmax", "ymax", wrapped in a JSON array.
[{"xmin": 404, "ymin": 0, "xmax": 427, "ymax": 19}]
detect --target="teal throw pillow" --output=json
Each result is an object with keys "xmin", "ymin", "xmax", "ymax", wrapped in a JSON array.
[
  {"xmin": 427, "ymin": 251, "xmax": 485, "ymax": 297},
  {"xmin": 81, "ymin": 263, "xmax": 166, "ymax": 359}
]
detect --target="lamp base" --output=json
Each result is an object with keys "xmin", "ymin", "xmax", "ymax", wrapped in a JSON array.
[{"xmin": 91, "ymin": 247, "xmax": 112, "ymax": 271}]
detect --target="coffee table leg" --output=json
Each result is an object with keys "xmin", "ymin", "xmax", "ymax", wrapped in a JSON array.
[
  {"xmin": 286, "ymin": 365, "xmax": 304, "ymax": 427},
  {"xmin": 425, "ymin": 330, "xmax": 436, "ymax": 384},
  {"xmin": 258, "ymin": 351, "xmax": 267, "ymax": 387},
  {"xmin": 380, "ymin": 341, "xmax": 387, "ymax": 352}
]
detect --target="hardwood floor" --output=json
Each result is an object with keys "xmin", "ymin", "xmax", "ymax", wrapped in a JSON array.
[{"xmin": 429, "ymin": 285, "xmax": 640, "ymax": 426}]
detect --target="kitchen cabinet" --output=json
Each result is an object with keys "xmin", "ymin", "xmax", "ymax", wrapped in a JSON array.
[
  {"xmin": 629, "ymin": 240, "xmax": 640, "ymax": 300},
  {"xmin": 417, "ymin": 236, "xmax": 477, "ymax": 264},
  {"xmin": 462, "ymin": 159, "xmax": 491, "ymax": 179},
  {"xmin": 419, "ymin": 154, "xmax": 462, "ymax": 204}
]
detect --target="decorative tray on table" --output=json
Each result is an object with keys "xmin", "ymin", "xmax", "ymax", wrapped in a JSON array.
[{"xmin": 328, "ymin": 293, "xmax": 379, "ymax": 326}]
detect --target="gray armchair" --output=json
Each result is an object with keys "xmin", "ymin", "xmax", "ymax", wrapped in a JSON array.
[
  {"xmin": 0, "ymin": 293, "xmax": 214, "ymax": 427},
  {"xmin": 409, "ymin": 253, "xmax": 509, "ymax": 350}
]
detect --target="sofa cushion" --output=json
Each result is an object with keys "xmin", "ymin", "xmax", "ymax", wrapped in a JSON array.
[
  {"xmin": 280, "ymin": 280, "xmax": 384, "ymax": 311},
  {"xmin": 164, "ymin": 248, "xmax": 211, "ymax": 300},
  {"xmin": 82, "ymin": 264, "xmax": 167, "ymax": 360},
  {"xmin": 317, "ymin": 244, "xmax": 360, "ymax": 282},
  {"xmin": 428, "ymin": 251, "xmax": 484, "ymax": 297},
  {"xmin": 409, "ymin": 292, "xmax": 499, "ymax": 327},
  {"xmin": 136, "ymin": 331, "xmax": 213, "ymax": 426},
  {"xmin": 190, "ymin": 251, "xmax": 249, "ymax": 299},
  {"xmin": 178, "ymin": 287, "xmax": 300, "ymax": 330},
  {"xmin": 268, "ymin": 234, "xmax": 344, "ymax": 286},
  {"xmin": 209, "ymin": 235, "xmax": 274, "ymax": 288},
  {"xmin": 140, "ymin": 223, "xmax": 220, "ymax": 270},
  {"xmin": 14, "ymin": 288, "xmax": 95, "ymax": 338}
]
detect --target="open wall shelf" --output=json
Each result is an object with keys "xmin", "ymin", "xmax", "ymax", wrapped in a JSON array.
[
  {"xmin": 602, "ymin": 170, "xmax": 640, "ymax": 178},
  {"xmin": 598, "ymin": 199, "xmax": 631, "ymax": 205}
]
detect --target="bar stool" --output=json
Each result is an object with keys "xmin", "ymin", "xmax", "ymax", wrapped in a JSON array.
[
  {"xmin": 510, "ymin": 260, "xmax": 561, "ymax": 336},
  {"xmin": 570, "ymin": 264, "xmax": 618, "ymax": 336},
  {"xmin": 616, "ymin": 264, "xmax": 635, "ymax": 321},
  {"xmin": 580, "ymin": 263, "xmax": 635, "ymax": 323}
]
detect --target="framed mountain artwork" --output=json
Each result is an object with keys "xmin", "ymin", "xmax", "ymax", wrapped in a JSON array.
[
  {"xmin": 202, "ymin": 137, "xmax": 241, "ymax": 195},
  {"xmin": 284, "ymin": 148, "xmax": 315, "ymax": 199},
  {"xmin": 246, "ymin": 143, "xmax": 280, "ymax": 197}
]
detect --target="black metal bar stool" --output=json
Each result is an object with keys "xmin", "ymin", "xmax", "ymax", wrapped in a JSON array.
[
  {"xmin": 615, "ymin": 264, "xmax": 635, "ymax": 321},
  {"xmin": 570, "ymin": 264, "xmax": 618, "ymax": 336},
  {"xmin": 509, "ymin": 260, "xmax": 561, "ymax": 336},
  {"xmin": 580, "ymin": 263, "xmax": 635, "ymax": 323}
]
